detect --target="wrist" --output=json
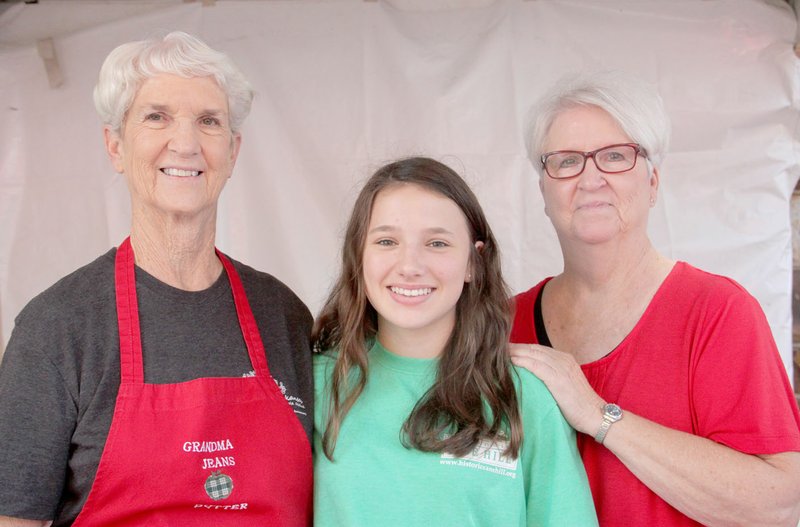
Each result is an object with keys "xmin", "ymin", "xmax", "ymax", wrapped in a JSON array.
[{"xmin": 594, "ymin": 403, "xmax": 623, "ymax": 444}]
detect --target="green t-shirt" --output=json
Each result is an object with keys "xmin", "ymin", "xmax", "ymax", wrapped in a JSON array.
[{"xmin": 314, "ymin": 340, "xmax": 598, "ymax": 526}]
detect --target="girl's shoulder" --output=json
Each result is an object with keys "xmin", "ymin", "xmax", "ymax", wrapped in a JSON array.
[
  {"xmin": 313, "ymin": 349, "xmax": 338, "ymax": 364},
  {"xmin": 312, "ymin": 348, "xmax": 339, "ymax": 376},
  {"xmin": 511, "ymin": 365, "xmax": 561, "ymax": 418},
  {"xmin": 312, "ymin": 349, "xmax": 339, "ymax": 388}
]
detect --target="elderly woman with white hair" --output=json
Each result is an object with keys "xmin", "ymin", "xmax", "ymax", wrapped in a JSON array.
[
  {"xmin": 510, "ymin": 71, "xmax": 800, "ymax": 526},
  {"xmin": 0, "ymin": 32, "xmax": 312, "ymax": 526}
]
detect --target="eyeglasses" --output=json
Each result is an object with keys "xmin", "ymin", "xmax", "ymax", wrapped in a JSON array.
[{"xmin": 540, "ymin": 143, "xmax": 648, "ymax": 179}]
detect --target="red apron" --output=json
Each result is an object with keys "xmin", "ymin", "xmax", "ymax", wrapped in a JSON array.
[{"xmin": 72, "ymin": 237, "xmax": 312, "ymax": 526}]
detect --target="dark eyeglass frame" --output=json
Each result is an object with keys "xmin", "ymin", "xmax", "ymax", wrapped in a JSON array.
[{"xmin": 540, "ymin": 143, "xmax": 648, "ymax": 179}]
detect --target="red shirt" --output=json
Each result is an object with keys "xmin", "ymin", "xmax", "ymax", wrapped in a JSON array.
[{"xmin": 511, "ymin": 262, "xmax": 800, "ymax": 526}]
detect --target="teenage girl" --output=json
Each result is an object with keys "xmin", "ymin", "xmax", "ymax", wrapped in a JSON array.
[{"xmin": 313, "ymin": 157, "xmax": 597, "ymax": 526}]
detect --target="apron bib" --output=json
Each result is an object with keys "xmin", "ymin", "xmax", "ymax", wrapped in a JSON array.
[{"xmin": 72, "ymin": 237, "xmax": 312, "ymax": 526}]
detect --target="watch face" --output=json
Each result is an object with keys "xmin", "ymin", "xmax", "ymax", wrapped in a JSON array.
[{"xmin": 604, "ymin": 404, "xmax": 622, "ymax": 420}]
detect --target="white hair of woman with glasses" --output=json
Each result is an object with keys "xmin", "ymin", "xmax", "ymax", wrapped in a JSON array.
[{"xmin": 509, "ymin": 71, "xmax": 800, "ymax": 527}]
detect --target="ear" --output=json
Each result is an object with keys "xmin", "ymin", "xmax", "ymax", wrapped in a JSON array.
[
  {"xmin": 539, "ymin": 176, "xmax": 551, "ymax": 218},
  {"xmin": 228, "ymin": 132, "xmax": 242, "ymax": 178},
  {"xmin": 465, "ymin": 241, "xmax": 484, "ymax": 283},
  {"xmin": 649, "ymin": 166, "xmax": 660, "ymax": 205},
  {"xmin": 103, "ymin": 126, "xmax": 125, "ymax": 174}
]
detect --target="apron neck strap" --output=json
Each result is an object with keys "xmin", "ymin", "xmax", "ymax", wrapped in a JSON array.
[
  {"xmin": 215, "ymin": 249, "xmax": 269, "ymax": 374},
  {"xmin": 115, "ymin": 237, "xmax": 145, "ymax": 383}
]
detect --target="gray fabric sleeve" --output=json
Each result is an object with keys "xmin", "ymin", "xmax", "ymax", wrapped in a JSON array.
[{"xmin": 0, "ymin": 322, "xmax": 77, "ymax": 520}]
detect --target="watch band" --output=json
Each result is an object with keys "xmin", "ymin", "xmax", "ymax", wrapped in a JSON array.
[
  {"xmin": 594, "ymin": 403, "xmax": 622, "ymax": 444},
  {"xmin": 594, "ymin": 419, "xmax": 613, "ymax": 444}
]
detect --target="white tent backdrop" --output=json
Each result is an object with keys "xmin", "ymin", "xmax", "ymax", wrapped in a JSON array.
[{"xmin": 0, "ymin": 0, "xmax": 797, "ymax": 383}]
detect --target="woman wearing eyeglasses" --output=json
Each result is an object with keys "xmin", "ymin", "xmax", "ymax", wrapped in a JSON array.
[{"xmin": 509, "ymin": 71, "xmax": 800, "ymax": 526}]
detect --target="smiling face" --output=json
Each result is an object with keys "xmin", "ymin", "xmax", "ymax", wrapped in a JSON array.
[
  {"xmin": 539, "ymin": 104, "xmax": 658, "ymax": 246},
  {"xmin": 362, "ymin": 183, "xmax": 475, "ymax": 356},
  {"xmin": 104, "ymin": 74, "xmax": 241, "ymax": 223}
]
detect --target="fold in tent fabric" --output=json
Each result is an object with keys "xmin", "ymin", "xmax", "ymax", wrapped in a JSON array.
[{"xmin": 0, "ymin": 0, "xmax": 797, "ymax": 382}]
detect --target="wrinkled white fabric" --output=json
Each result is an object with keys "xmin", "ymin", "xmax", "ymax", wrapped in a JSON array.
[{"xmin": 0, "ymin": 0, "xmax": 797, "ymax": 381}]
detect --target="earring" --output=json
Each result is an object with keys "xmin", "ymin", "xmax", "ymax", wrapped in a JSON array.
[{"xmin": 650, "ymin": 198, "xmax": 655, "ymax": 206}]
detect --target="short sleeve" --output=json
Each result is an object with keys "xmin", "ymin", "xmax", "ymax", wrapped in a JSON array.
[
  {"xmin": 517, "ymin": 369, "xmax": 598, "ymax": 526},
  {"xmin": 690, "ymin": 287, "xmax": 800, "ymax": 453},
  {"xmin": 0, "ymin": 322, "xmax": 77, "ymax": 520}
]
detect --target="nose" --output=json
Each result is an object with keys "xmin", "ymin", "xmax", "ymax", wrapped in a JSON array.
[
  {"xmin": 397, "ymin": 244, "xmax": 424, "ymax": 277},
  {"xmin": 168, "ymin": 120, "xmax": 201, "ymax": 157},
  {"xmin": 577, "ymin": 155, "xmax": 607, "ymax": 190}
]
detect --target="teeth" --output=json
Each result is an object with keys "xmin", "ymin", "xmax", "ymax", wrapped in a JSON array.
[
  {"xmin": 390, "ymin": 287, "xmax": 432, "ymax": 297},
  {"xmin": 162, "ymin": 168, "xmax": 200, "ymax": 177}
]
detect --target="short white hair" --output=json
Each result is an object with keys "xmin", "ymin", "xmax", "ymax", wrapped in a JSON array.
[
  {"xmin": 93, "ymin": 31, "xmax": 254, "ymax": 133},
  {"xmin": 526, "ymin": 70, "xmax": 671, "ymax": 173}
]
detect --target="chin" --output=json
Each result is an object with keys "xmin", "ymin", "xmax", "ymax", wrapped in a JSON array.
[
  {"xmin": 157, "ymin": 200, "xmax": 215, "ymax": 217},
  {"xmin": 572, "ymin": 227, "xmax": 620, "ymax": 245}
]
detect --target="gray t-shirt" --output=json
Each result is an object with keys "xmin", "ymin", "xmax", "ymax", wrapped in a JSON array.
[{"xmin": 0, "ymin": 248, "xmax": 313, "ymax": 525}]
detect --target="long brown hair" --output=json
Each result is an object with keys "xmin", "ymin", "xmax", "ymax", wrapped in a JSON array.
[{"xmin": 313, "ymin": 157, "xmax": 520, "ymax": 460}]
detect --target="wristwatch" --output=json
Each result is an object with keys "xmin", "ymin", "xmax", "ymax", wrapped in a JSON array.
[{"xmin": 594, "ymin": 403, "xmax": 623, "ymax": 444}]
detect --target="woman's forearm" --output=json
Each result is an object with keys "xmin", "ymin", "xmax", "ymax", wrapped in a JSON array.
[{"xmin": 604, "ymin": 412, "xmax": 800, "ymax": 527}]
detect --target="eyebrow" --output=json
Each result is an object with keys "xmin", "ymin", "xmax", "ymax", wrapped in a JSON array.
[
  {"xmin": 367, "ymin": 225, "xmax": 456, "ymax": 236},
  {"xmin": 140, "ymin": 104, "xmax": 227, "ymax": 116}
]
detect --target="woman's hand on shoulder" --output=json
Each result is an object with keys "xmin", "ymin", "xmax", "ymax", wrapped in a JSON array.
[{"xmin": 509, "ymin": 343, "xmax": 605, "ymax": 436}]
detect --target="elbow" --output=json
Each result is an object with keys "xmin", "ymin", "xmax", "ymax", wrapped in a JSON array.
[
  {"xmin": 751, "ymin": 500, "xmax": 800, "ymax": 527},
  {"xmin": 771, "ymin": 476, "xmax": 800, "ymax": 527},
  {"xmin": 705, "ymin": 491, "xmax": 800, "ymax": 527},
  {"xmin": 697, "ymin": 452, "xmax": 800, "ymax": 527},
  {"xmin": 774, "ymin": 503, "xmax": 800, "ymax": 527},
  {"xmin": 0, "ymin": 518, "xmax": 51, "ymax": 527},
  {"xmin": 713, "ymin": 509, "xmax": 799, "ymax": 527},
  {"xmin": 747, "ymin": 497, "xmax": 800, "ymax": 527},
  {"xmin": 750, "ymin": 454, "xmax": 800, "ymax": 527}
]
